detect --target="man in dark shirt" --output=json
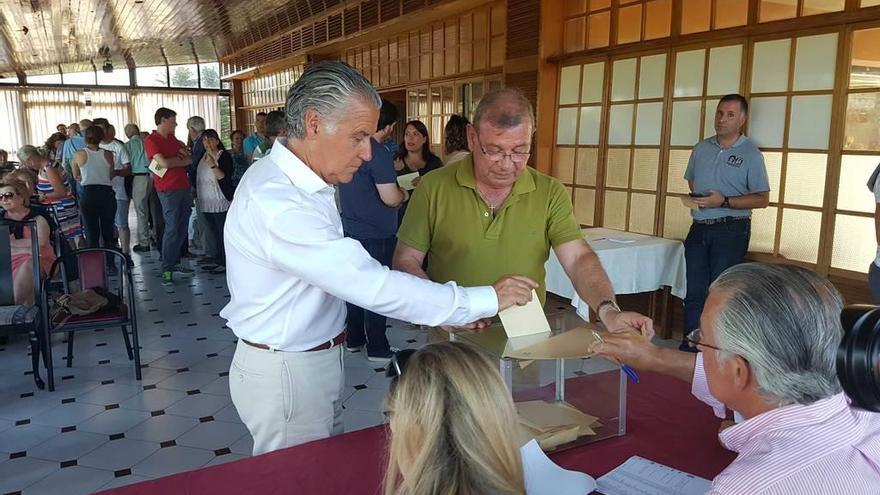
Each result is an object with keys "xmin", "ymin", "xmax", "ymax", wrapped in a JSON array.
[{"xmin": 338, "ymin": 100, "xmax": 408, "ymax": 361}]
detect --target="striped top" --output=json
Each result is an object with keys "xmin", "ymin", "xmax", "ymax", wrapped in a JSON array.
[{"xmin": 692, "ymin": 353, "xmax": 880, "ymax": 494}]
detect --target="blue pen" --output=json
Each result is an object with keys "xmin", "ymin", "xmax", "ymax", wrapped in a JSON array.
[{"xmin": 592, "ymin": 330, "xmax": 640, "ymax": 384}]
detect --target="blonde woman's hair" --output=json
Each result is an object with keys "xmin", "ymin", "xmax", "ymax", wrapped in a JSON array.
[
  {"xmin": 383, "ymin": 342, "xmax": 525, "ymax": 495},
  {"xmin": 6, "ymin": 168, "xmax": 37, "ymax": 196},
  {"xmin": 0, "ymin": 179, "xmax": 32, "ymax": 207}
]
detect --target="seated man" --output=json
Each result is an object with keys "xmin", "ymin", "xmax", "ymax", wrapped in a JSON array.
[
  {"xmin": 591, "ymin": 262, "xmax": 880, "ymax": 494},
  {"xmin": 394, "ymin": 87, "xmax": 652, "ymax": 333}
]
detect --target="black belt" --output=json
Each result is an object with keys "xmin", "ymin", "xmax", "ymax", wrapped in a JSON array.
[
  {"xmin": 695, "ymin": 216, "xmax": 750, "ymax": 225},
  {"xmin": 133, "ymin": 173, "xmax": 150, "ymax": 176}
]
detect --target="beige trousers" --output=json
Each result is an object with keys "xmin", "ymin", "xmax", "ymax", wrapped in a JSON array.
[{"xmin": 229, "ymin": 340, "xmax": 345, "ymax": 455}]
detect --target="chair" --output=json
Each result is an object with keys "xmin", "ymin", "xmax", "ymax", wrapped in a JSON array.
[
  {"xmin": 0, "ymin": 218, "xmax": 47, "ymax": 389},
  {"xmin": 41, "ymin": 248, "xmax": 141, "ymax": 391}
]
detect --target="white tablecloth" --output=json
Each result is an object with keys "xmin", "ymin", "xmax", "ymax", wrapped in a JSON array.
[{"xmin": 545, "ymin": 228, "xmax": 687, "ymax": 319}]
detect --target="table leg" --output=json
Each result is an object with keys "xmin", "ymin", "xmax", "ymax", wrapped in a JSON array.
[
  {"xmin": 500, "ymin": 359, "xmax": 513, "ymax": 392},
  {"xmin": 555, "ymin": 358, "xmax": 565, "ymax": 401},
  {"xmin": 660, "ymin": 286, "xmax": 672, "ymax": 340}
]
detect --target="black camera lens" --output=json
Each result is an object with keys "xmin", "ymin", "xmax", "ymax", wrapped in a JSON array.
[{"xmin": 838, "ymin": 305, "xmax": 880, "ymax": 412}]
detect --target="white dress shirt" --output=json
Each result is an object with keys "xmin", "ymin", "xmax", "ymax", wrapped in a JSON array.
[{"xmin": 220, "ymin": 140, "xmax": 499, "ymax": 352}]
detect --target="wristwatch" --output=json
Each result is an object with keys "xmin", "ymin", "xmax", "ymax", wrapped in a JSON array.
[
  {"xmin": 721, "ymin": 196, "xmax": 730, "ymax": 208},
  {"xmin": 596, "ymin": 300, "xmax": 621, "ymax": 318}
]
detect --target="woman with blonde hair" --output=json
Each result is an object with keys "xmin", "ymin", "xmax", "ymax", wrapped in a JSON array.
[
  {"xmin": 17, "ymin": 144, "xmax": 82, "ymax": 244},
  {"xmin": 383, "ymin": 341, "xmax": 526, "ymax": 495},
  {"xmin": 0, "ymin": 179, "xmax": 56, "ymax": 304}
]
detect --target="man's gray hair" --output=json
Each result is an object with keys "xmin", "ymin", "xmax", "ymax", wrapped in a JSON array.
[
  {"xmin": 186, "ymin": 116, "xmax": 206, "ymax": 132},
  {"xmin": 472, "ymin": 87, "xmax": 535, "ymax": 132},
  {"xmin": 284, "ymin": 61, "xmax": 380, "ymax": 139},
  {"xmin": 710, "ymin": 263, "xmax": 843, "ymax": 407},
  {"xmin": 124, "ymin": 124, "xmax": 140, "ymax": 138}
]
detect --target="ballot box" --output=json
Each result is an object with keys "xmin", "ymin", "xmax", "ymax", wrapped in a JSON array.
[{"xmin": 440, "ymin": 307, "xmax": 627, "ymax": 452}]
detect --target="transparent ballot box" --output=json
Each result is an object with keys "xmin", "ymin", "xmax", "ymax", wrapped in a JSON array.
[{"xmin": 442, "ymin": 308, "xmax": 626, "ymax": 452}]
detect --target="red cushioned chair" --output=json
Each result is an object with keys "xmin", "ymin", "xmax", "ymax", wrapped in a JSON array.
[{"xmin": 40, "ymin": 248, "xmax": 141, "ymax": 391}]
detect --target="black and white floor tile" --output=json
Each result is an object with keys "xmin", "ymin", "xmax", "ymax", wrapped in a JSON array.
[{"xmin": 0, "ymin": 242, "xmax": 650, "ymax": 495}]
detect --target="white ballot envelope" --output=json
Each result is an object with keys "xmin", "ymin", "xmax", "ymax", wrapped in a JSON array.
[
  {"xmin": 397, "ymin": 172, "xmax": 420, "ymax": 191},
  {"xmin": 499, "ymin": 289, "xmax": 551, "ymax": 339},
  {"xmin": 148, "ymin": 159, "xmax": 167, "ymax": 178},
  {"xmin": 521, "ymin": 439, "xmax": 597, "ymax": 495}
]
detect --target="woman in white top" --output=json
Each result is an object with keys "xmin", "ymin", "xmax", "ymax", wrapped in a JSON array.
[
  {"xmin": 72, "ymin": 125, "xmax": 117, "ymax": 249},
  {"xmin": 443, "ymin": 114, "xmax": 471, "ymax": 166},
  {"xmin": 196, "ymin": 129, "xmax": 234, "ymax": 273}
]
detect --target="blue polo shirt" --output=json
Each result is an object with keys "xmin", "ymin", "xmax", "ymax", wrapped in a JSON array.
[
  {"xmin": 684, "ymin": 135, "xmax": 770, "ymax": 221},
  {"xmin": 243, "ymin": 132, "xmax": 268, "ymax": 159},
  {"xmin": 61, "ymin": 134, "xmax": 85, "ymax": 168},
  {"xmin": 338, "ymin": 138, "xmax": 399, "ymax": 240}
]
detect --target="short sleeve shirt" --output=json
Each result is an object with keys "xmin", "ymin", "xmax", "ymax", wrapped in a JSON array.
[
  {"xmin": 144, "ymin": 131, "xmax": 189, "ymax": 192},
  {"xmin": 338, "ymin": 138, "xmax": 399, "ymax": 240},
  {"xmin": 684, "ymin": 135, "xmax": 770, "ymax": 221},
  {"xmin": 874, "ymin": 174, "xmax": 880, "ymax": 204},
  {"xmin": 397, "ymin": 156, "xmax": 584, "ymax": 304}
]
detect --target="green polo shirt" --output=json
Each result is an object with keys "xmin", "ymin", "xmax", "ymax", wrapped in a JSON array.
[{"xmin": 398, "ymin": 156, "xmax": 584, "ymax": 304}]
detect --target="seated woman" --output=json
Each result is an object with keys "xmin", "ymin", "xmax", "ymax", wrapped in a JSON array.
[
  {"xmin": 383, "ymin": 341, "xmax": 591, "ymax": 495},
  {"xmin": 17, "ymin": 145, "xmax": 82, "ymax": 247},
  {"xmin": 0, "ymin": 179, "xmax": 56, "ymax": 305}
]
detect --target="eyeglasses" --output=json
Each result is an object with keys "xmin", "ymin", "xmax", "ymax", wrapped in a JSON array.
[
  {"xmin": 686, "ymin": 329, "xmax": 723, "ymax": 352},
  {"xmin": 385, "ymin": 349, "xmax": 417, "ymax": 380},
  {"xmin": 0, "ymin": 192, "xmax": 17, "ymax": 200},
  {"xmin": 474, "ymin": 133, "xmax": 530, "ymax": 164}
]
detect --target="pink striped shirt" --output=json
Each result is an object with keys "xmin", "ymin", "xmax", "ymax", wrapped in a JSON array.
[{"xmin": 692, "ymin": 353, "xmax": 880, "ymax": 494}]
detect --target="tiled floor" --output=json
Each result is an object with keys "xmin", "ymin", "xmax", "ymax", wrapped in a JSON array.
[{"xmin": 0, "ymin": 245, "xmax": 638, "ymax": 495}]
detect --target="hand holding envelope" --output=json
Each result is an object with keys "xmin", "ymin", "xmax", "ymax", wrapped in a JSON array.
[{"xmin": 397, "ymin": 171, "xmax": 420, "ymax": 191}]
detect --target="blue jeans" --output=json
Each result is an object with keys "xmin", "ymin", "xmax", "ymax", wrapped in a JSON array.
[
  {"xmin": 683, "ymin": 219, "xmax": 751, "ymax": 337},
  {"xmin": 157, "ymin": 189, "xmax": 192, "ymax": 272},
  {"xmin": 345, "ymin": 236, "xmax": 396, "ymax": 356}
]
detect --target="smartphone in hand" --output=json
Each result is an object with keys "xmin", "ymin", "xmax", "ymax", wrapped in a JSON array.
[{"xmin": 688, "ymin": 192, "xmax": 709, "ymax": 198}]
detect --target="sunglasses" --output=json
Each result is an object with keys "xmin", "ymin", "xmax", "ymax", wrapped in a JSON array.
[
  {"xmin": 0, "ymin": 192, "xmax": 17, "ymax": 200},
  {"xmin": 385, "ymin": 349, "xmax": 417, "ymax": 380}
]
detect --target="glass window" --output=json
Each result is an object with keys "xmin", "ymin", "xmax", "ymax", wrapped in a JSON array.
[
  {"xmin": 0, "ymin": 74, "xmax": 18, "ymax": 84},
  {"xmin": 27, "ymin": 72, "xmax": 62, "ymax": 84},
  {"xmin": 169, "ymin": 64, "xmax": 199, "ymax": 88},
  {"xmin": 135, "ymin": 66, "xmax": 168, "ymax": 87},
  {"xmin": 850, "ymin": 27, "xmax": 880, "ymax": 89},
  {"xmin": 199, "ymin": 63, "xmax": 221, "ymax": 89},
  {"xmin": 62, "ymin": 70, "xmax": 97, "ymax": 86},
  {"xmin": 97, "ymin": 67, "xmax": 131, "ymax": 86}
]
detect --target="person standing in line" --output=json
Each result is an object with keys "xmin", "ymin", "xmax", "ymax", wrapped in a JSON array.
[
  {"xmin": 338, "ymin": 99, "xmax": 409, "ymax": 362},
  {"xmin": 243, "ymin": 112, "xmax": 269, "ymax": 163},
  {"xmin": 221, "ymin": 61, "xmax": 538, "ymax": 455},
  {"xmin": 144, "ymin": 107, "xmax": 194, "ymax": 285},
  {"xmin": 71, "ymin": 125, "xmax": 116, "ymax": 250},
  {"xmin": 124, "ymin": 124, "xmax": 155, "ymax": 253},
  {"xmin": 99, "ymin": 124, "xmax": 133, "ymax": 255}
]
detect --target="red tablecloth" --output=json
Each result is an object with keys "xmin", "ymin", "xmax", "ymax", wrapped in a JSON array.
[{"xmin": 100, "ymin": 372, "xmax": 735, "ymax": 495}]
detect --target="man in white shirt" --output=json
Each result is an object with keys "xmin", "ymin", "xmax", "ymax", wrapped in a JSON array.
[
  {"xmin": 221, "ymin": 60, "xmax": 538, "ymax": 455},
  {"xmin": 98, "ymin": 122, "xmax": 132, "ymax": 254}
]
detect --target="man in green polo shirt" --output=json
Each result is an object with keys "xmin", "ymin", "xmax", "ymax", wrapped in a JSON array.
[{"xmin": 394, "ymin": 88, "xmax": 653, "ymax": 333}]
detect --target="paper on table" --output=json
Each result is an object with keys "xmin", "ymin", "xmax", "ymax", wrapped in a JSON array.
[
  {"xmin": 397, "ymin": 171, "xmax": 420, "ymax": 191},
  {"xmin": 503, "ymin": 326, "xmax": 596, "ymax": 360},
  {"xmin": 148, "ymin": 159, "xmax": 167, "ymax": 178},
  {"xmin": 521, "ymin": 439, "xmax": 597, "ymax": 495},
  {"xmin": 596, "ymin": 456, "xmax": 712, "ymax": 495},
  {"xmin": 516, "ymin": 400, "xmax": 599, "ymax": 436},
  {"xmin": 499, "ymin": 289, "xmax": 551, "ymax": 339}
]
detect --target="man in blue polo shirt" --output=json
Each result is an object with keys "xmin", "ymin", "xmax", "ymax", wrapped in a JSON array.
[
  {"xmin": 338, "ymin": 100, "xmax": 408, "ymax": 362},
  {"xmin": 682, "ymin": 94, "xmax": 770, "ymax": 352},
  {"xmin": 243, "ymin": 112, "xmax": 269, "ymax": 163}
]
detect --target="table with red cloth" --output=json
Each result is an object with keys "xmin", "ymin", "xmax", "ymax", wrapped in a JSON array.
[{"xmin": 100, "ymin": 372, "xmax": 736, "ymax": 495}]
